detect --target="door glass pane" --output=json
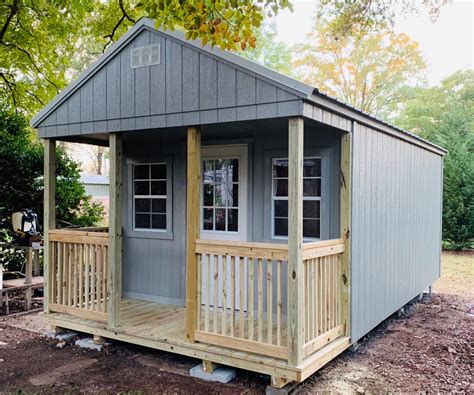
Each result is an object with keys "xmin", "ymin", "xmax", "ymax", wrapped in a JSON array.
[
  {"xmin": 151, "ymin": 180, "xmax": 166, "ymax": 196},
  {"xmin": 203, "ymin": 160, "xmax": 214, "ymax": 183},
  {"xmin": 215, "ymin": 208, "xmax": 226, "ymax": 231},
  {"xmin": 203, "ymin": 208, "xmax": 213, "ymax": 230},
  {"xmin": 151, "ymin": 164, "xmax": 166, "ymax": 179},
  {"xmin": 230, "ymin": 159, "xmax": 239, "ymax": 182},
  {"xmin": 203, "ymin": 184, "xmax": 214, "ymax": 206},
  {"xmin": 202, "ymin": 156, "xmax": 239, "ymax": 233},
  {"xmin": 228, "ymin": 209, "xmax": 238, "ymax": 232}
]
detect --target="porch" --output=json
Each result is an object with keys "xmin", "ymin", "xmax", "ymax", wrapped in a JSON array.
[
  {"xmin": 45, "ymin": 227, "xmax": 349, "ymax": 382},
  {"xmin": 42, "ymin": 117, "xmax": 352, "ymax": 386}
]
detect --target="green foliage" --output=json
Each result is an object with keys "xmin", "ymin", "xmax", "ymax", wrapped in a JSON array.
[
  {"xmin": 0, "ymin": 105, "xmax": 104, "ymax": 236},
  {"xmin": 293, "ymin": 17, "xmax": 426, "ymax": 117},
  {"xmin": 237, "ymin": 20, "xmax": 295, "ymax": 77},
  {"xmin": 1, "ymin": 0, "xmax": 292, "ymax": 115},
  {"xmin": 394, "ymin": 71, "xmax": 474, "ymax": 250},
  {"xmin": 316, "ymin": 0, "xmax": 450, "ymax": 39}
]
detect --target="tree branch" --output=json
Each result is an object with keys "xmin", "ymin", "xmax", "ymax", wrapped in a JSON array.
[
  {"xmin": 0, "ymin": 0, "xmax": 19, "ymax": 42},
  {"xmin": 0, "ymin": 72, "xmax": 18, "ymax": 114},
  {"xmin": 103, "ymin": 0, "xmax": 135, "ymax": 52}
]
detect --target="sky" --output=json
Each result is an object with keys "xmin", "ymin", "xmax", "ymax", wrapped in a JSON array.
[{"xmin": 274, "ymin": 0, "xmax": 474, "ymax": 86}]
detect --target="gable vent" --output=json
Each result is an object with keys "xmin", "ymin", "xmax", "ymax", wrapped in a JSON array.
[{"xmin": 131, "ymin": 44, "xmax": 161, "ymax": 68}]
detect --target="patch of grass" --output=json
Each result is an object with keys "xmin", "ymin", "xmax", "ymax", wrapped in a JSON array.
[{"xmin": 434, "ymin": 251, "xmax": 474, "ymax": 299}]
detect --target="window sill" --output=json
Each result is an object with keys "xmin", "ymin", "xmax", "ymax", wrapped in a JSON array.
[{"xmin": 125, "ymin": 228, "xmax": 174, "ymax": 240}]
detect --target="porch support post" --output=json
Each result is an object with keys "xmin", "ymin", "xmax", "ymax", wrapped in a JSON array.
[
  {"xmin": 340, "ymin": 127, "xmax": 352, "ymax": 338},
  {"xmin": 287, "ymin": 117, "xmax": 304, "ymax": 366},
  {"xmin": 186, "ymin": 126, "xmax": 201, "ymax": 342},
  {"xmin": 43, "ymin": 138, "xmax": 56, "ymax": 313},
  {"xmin": 108, "ymin": 132, "xmax": 123, "ymax": 329}
]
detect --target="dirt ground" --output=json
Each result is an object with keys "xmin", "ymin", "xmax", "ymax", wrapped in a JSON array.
[{"xmin": 0, "ymin": 252, "xmax": 472, "ymax": 394}]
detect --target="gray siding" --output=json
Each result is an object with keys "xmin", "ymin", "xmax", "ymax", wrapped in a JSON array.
[
  {"xmin": 37, "ymin": 29, "xmax": 302, "ymax": 138},
  {"xmin": 350, "ymin": 123, "xmax": 443, "ymax": 342},
  {"xmin": 120, "ymin": 121, "xmax": 340, "ymax": 304}
]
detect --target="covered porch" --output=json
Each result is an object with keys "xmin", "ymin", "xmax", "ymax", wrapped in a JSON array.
[{"xmin": 42, "ymin": 116, "xmax": 352, "ymax": 386}]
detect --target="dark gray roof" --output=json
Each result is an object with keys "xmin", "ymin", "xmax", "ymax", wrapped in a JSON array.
[{"xmin": 31, "ymin": 17, "xmax": 446, "ymax": 155}]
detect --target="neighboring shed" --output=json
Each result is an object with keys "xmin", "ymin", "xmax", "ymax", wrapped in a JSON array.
[
  {"xmin": 31, "ymin": 18, "xmax": 446, "ymax": 388},
  {"xmin": 80, "ymin": 174, "xmax": 109, "ymax": 216}
]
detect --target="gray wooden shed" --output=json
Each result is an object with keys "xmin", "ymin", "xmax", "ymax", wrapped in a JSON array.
[{"xmin": 32, "ymin": 18, "xmax": 446, "ymax": 387}]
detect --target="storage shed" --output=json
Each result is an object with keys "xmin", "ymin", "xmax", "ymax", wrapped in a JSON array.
[{"xmin": 31, "ymin": 18, "xmax": 446, "ymax": 387}]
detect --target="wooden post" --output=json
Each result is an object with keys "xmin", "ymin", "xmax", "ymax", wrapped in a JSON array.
[
  {"xmin": 185, "ymin": 126, "xmax": 201, "ymax": 342},
  {"xmin": 340, "ymin": 128, "xmax": 352, "ymax": 338},
  {"xmin": 43, "ymin": 138, "xmax": 56, "ymax": 313},
  {"xmin": 25, "ymin": 247, "xmax": 33, "ymax": 310},
  {"xmin": 108, "ymin": 133, "xmax": 123, "ymax": 329},
  {"xmin": 287, "ymin": 117, "xmax": 304, "ymax": 366}
]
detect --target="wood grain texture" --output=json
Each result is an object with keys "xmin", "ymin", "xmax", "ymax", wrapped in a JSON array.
[
  {"xmin": 185, "ymin": 126, "xmax": 201, "ymax": 342},
  {"xmin": 108, "ymin": 132, "xmax": 123, "ymax": 329}
]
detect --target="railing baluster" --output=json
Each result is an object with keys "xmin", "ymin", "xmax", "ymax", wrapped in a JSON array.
[
  {"xmin": 230, "ymin": 256, "xmax": 235, "ymax": 337},
  {"xmin": 248, "ymin": 257, "xmax": 254, "ymax": 341},
  {"xmin": 213, "ymin": 254, "xmax": 218, "ymax": 333},
  {"xmin": 257, "ymin": 258, "xmax": 263, "ymax": 343},
  {"xmin": 197, "ymin": 253, "xmax": 201, "ymax": 331},
  {"xmin": 221, "ymin": 255, "xmax": 227, "ymax": 335},
  {"xmin": 277, "ymin": 260, "xmax": 282, "ymax": 346},
  {"xmin": 239, "ymin": 256, "xmax": 244, "ymax": 338},
  {"xmin": 266, "ymin": 259, "xmax": 272, "ymax": 344},
  {"xmin": 205, "ymin": 254, "xmax": 210, "ymax": 332}
]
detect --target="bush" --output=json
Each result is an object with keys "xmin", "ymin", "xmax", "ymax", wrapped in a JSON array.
[{"xmin": 0, "ymin": 106, "xmax": 104, "ymax": 270}]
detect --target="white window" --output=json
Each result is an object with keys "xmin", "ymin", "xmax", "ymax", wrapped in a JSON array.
[
  {"xmin": 272, "ymin": 157, "xmax": 321, "ymax": 239},
  {"xmin": 130, "ymin": 44, "xmax": 161, "ymax": 68},
  {"xmin": 133, "ymin": 163, "xmax": 168, "ymax": 231}
]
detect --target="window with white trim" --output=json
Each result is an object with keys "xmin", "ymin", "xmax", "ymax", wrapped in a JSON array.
[
  {"xmin": 272, "ymin": 157, "xmax": 321, "ymax": 239},
  {"xmin": 133, "ymin": 163, "xmax": 168, "ymax": 230}
]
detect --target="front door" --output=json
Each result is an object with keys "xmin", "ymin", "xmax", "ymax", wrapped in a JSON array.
[{"xmin": 200, "ymin": 145, "xmax": 248, "ymax": 308}]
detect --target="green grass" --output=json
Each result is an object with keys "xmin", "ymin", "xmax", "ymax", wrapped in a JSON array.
[{"xmin": 434, "ymin": 251, "xmax": 474, "ymax": 299}]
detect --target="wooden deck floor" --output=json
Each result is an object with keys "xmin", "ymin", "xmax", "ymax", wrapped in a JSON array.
[{"xmin": 46, "ymin": 299, "xmax": 350, "ymax": 383}]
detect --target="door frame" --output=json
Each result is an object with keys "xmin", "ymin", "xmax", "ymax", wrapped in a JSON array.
[{"xmin": 200, "ymin": 144, "xmax": 248, "ymax": 241}]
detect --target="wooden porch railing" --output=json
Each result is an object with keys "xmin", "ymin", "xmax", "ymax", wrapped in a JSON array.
[
  {"xmin": 48, "ymin": 228, "xmax": 109, "ymax": 322},
  {"xmin": 302, "ymin": 239, "xmax": 345, "ymax": 358},
  {"xmin": 195, "ymin": 238, "xmax": 345, "ymax": 361},
  {"xmin": 195, "ymin": 240, "xmax": 288, "ymax": 359}
]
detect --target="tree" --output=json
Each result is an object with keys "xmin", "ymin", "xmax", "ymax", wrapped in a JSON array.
[
  {"xmin": 0, "ymin": 105, "xmax": 105, "ymax": 232},
  {"xmin": 1, "ymin": 0, "xmax": 293, "ymax": 115},
  {"xmin": 316, "ymin": 0, "xmax": 451, "ymax": 39},
  {"xmin": 293, "ymin": 19, "xmax": 426, "ymax": 117},
  {"xmin": 238, "ymin": 20, "xmax": 295, "ymax": 76},
  {"xmin": 394, "ymin": 70, "xmax": 474, "ymax": 250}
]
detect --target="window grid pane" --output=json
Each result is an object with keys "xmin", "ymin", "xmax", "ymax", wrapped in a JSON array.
[
  {"xmin": 133, "ymin": 163, "xmax": 167, "ymax": 231},
  {"xmin": 272, "ymin": 157, "xmax": 321, "ymax": 239}
]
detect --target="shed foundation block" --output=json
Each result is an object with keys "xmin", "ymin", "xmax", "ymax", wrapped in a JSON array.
[{"xmin": 189, "ymin": 363, "xmax": 236, "ymax": 384}]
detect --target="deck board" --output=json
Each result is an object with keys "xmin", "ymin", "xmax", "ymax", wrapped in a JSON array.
[{"xmin": 45, "ymin": 298, "xmax": 350, "ymax": 382}]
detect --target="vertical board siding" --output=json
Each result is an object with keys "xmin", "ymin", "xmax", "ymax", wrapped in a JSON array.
[
  {"xmin": 182, "ymin": 47, "xmax": 199, "ymax": 112},
  {"xmin": 199, "ymin": 54, "xmax": 218, "ymax": 110},
  {"xmin": 165, "ymin": 38, "xmax": 183, "ymax": 113},
  {"xmin": 37, "ymin": 29, "xmax": 301, "ymax": 134},
  {"xmin": 135, "ymin": 31, "xmax": 151, "ymax": 117},
  {"xmin": 351, "ymin": 124, "xmax": 443, "ymax": 342}
]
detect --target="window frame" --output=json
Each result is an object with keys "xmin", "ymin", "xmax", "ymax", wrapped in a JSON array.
[
  {"xmin": 126, "ymin": 156, "xmax": 173, "ymax": 240},
  {"xmin": 271, "ymin": 156, "xmax": 322, "ymax": 240}
]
